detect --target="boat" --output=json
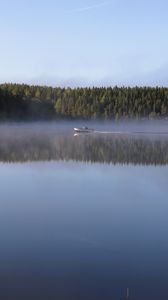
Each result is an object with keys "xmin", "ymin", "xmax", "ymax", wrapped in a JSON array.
[{"xmin": 74, "ymin": 127, "xmax": 94, "ymax": 133}]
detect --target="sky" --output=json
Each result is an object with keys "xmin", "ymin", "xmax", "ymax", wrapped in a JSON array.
[{"xmin": 0, "ymin": 0, "xmax": 168, "ymax": 87}]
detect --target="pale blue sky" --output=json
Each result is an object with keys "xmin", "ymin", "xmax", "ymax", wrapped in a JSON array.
[{"xmin": 0, "ymin": 0, "xmax": 168, "ymax": 87}]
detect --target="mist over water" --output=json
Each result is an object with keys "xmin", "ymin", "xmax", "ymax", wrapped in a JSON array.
[
  {"xmin": 0, "ymin": 120, "xmax": 168, "ymax": 164},
  {"xmin": 0, "ymin": 121, "xmax": 168, "ymax": 300}
]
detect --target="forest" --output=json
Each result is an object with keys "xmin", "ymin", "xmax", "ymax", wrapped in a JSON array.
[{"xmin": 0, "ymin": 83, "xmax": 168, "ymax": 119}]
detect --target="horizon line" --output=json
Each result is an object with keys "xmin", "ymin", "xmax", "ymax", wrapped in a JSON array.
[{"xmin": 0, "ymin": 82, "xmax": 168, "ymax": 89}]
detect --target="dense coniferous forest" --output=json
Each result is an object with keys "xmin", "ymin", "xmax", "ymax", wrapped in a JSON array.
[{"xmin": 0, "ymin": 83, "xmax": 168, "ymax": 119}]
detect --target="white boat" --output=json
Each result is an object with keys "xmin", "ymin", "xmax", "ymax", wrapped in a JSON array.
[{"xmin": 74, "ymin": 127, "xmax": 94, "ymax": 133}]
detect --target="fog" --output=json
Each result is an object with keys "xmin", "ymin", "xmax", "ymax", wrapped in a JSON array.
[{"xmin": 0, "ymin": 120, "xmax": 168, "ymax": 164}]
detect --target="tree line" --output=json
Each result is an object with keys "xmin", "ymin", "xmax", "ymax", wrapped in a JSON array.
[{"xmin": 0, "ymin": 83, "xmax": 168, "ymax": 119}]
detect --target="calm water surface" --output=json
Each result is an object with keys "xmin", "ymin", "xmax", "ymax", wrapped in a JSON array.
[{"xmin": 0, "ymin": 121, "xmax": 168, "ymax": 300}]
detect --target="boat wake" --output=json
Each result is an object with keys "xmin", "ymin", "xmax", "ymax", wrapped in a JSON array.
[
  {"xmin": 74, "ymin": 127, "xmax": 168, "ymax": 136},
  {"xmin": 93, "ymin": 130, "xmax": 168, "ymax": 135}
]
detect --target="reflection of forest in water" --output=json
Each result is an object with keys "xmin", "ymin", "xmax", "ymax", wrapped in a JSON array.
[{"xmin": 0, "ymin": 125, "xmax": 168, "ymax": 165}]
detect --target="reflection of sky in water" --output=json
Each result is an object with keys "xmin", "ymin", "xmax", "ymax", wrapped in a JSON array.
[{"xmin": 0, "ymin": 161, "xmax": 168, "ymax": 299}]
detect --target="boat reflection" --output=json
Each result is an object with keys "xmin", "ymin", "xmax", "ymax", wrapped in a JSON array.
[{"xmin": 0, "ymin": 126, "xmax": 168, "ymax": 165}]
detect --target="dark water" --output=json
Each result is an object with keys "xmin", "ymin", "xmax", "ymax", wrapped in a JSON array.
[{"xmin": 0, "ymin": 121, "xmax": 168, "ymax": 300}]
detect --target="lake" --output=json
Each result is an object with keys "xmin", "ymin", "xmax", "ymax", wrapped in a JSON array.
[{"xmin": 0, "ymin": 121, "xmax": 168, "ymax": 300}]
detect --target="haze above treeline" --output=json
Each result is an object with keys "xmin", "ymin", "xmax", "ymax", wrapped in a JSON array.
[{"xmin": 0, "ymin": 83, "xmax": 168, "ymax": 120}]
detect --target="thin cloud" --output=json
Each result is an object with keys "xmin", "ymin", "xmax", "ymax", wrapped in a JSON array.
[{"xmin": 66, "ymin": 1, "xmax": 110, "ymax": 13}]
